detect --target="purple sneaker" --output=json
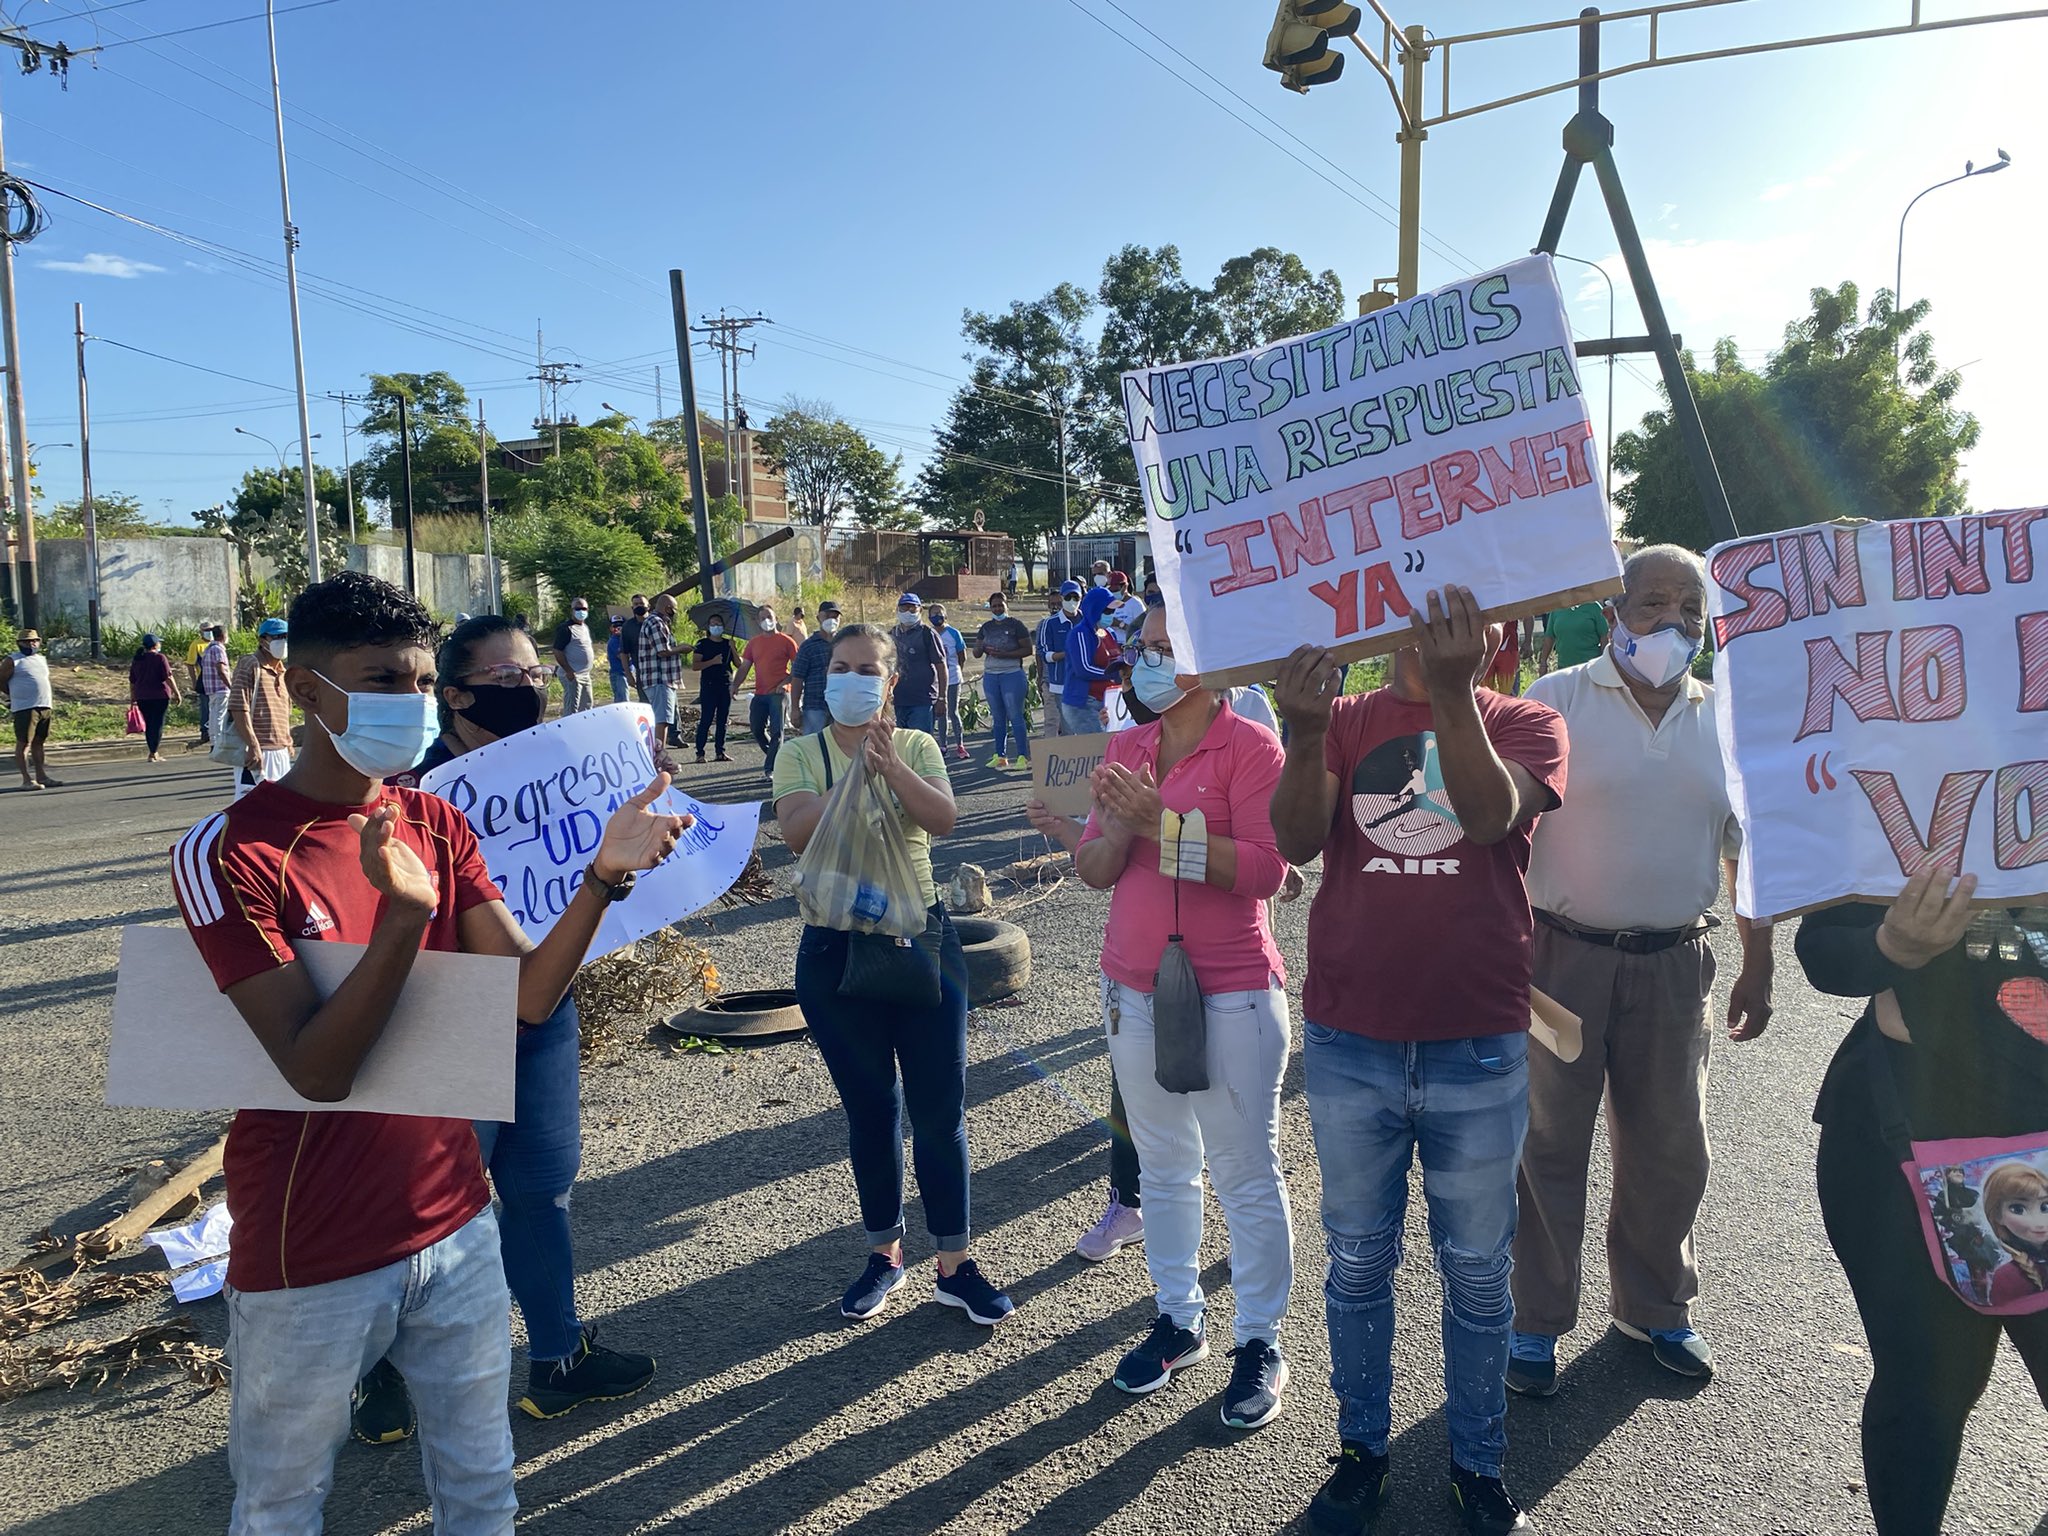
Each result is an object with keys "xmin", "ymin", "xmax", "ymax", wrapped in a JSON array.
[{"xmin": 1076, "ymin": 1195, "xmax": 1144, "ymax": 1262}]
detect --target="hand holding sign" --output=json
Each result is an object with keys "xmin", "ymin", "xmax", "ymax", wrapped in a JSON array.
[
  {"xmin": 1876, "ymin": 869, "xmax": 1981, "ymax": 970},
  {"xmin": 1410, "ymin": 585, "xmax": 1492, "ymax": 696},
  {"xmin": 593, "ymin": 771, "xmax": 693, "ymax": 884},
  {"xmin": 1274, "ymin": 644, "xmax": 1344, "ymax": 734},
  {"xmin": 349, "ymin": 804, "xmax": 438, "ymax": 916}
]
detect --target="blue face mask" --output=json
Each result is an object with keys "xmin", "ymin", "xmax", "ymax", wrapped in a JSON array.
[
  {"xmin": 310, "ymin": 671, "xmax": 440, "ymax": 779},
  {"xmin": 825, "ymin": 671, "xmax": 887, "ymax": 727},
  {"xmin": 1130, "ymin": 653, "xmax": 1192, "ymax": 714}
]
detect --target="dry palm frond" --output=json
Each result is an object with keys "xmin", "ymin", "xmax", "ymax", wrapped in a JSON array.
[
  {"xmin": 715, "ymin": 850, "xmax": 775, "ymax": 910},
  {"xmin": 573, "ymin": 927, "xmax": 720, "ymax": 1060},
  {"xmin": 0, "ymin": 1320, "xmax": 227, "ymax": 1402},
  {"xmin": 0, "ymin": 1270, "xmax": 167, "ymax": 1341}
]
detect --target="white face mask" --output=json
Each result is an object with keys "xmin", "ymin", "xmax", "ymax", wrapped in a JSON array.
[
  {"xmin": 819, "ymin": 617, "xmax": 840, "ymax": 635},
  {"xmin": 309, "ymin": 671, "xmax": 439, "ymax": 779},
  {"xmin": 1092, "ymin": 574, "xmax": 1109, "ymax": 588},
  {"xmin": 1061, "ymin": 598, "xmax": 1080, "ymax": 614},
  {"xmin": 1611, "ymin": 618, "xmax": 1703, "ymax": 688},
  {"xmin": 760, "ymin": 617, "xmax": 778, "ymax": 632},
  {"xmin": 896, "ymin": 611, "xmax": 919, "ymax": 627},
  {"xmin": 265, "ymin": 638, "xmax": 288, "ymax": 662}
]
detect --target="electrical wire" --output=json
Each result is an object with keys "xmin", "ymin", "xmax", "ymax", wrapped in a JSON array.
[
  {"xmin": 90, "ymin": 337, "xmax": 294, "ymax": 393},
  {"xmin": 93, "ymin": 0, "xmax": 344, "ymax": 51}
]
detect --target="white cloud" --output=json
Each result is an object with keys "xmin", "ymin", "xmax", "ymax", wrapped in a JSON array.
[
  {"xmin": 1760, "ymin": 172, "xmax": 1839, "ymax": 203},
  {"xmin": 36, "ymin": 251, "xmax": 165, "ymax": 279}
]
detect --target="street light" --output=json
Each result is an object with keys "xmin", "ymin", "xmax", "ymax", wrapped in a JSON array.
[
  {"xmin": 236, "ymin": 425, "xmax": 319, "ymax": 477},
  {"xmin": 1896, "ymin": 149, "xmax": 2012, "ymax": 347}
]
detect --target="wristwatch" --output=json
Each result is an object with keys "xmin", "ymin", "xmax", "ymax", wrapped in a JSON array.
[{"xmin": 584, "ymin": 862, "xmax": 637, "ymax": 902}]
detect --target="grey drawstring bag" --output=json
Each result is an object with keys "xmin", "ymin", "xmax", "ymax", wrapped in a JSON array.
[{"xmin": 1151, "ymin": 820, "xmax": 1209, "ymax": 1093}]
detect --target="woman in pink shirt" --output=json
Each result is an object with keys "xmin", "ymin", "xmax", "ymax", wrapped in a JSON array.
[{"xmin": 1071, "ymin": 602, "xmax": 1295, "ymax": 1431}]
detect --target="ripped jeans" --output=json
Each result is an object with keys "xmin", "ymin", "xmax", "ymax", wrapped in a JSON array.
[
  {"xmin": 473, "ymin": 996, "xmax": 584, "ymax": 1363},
  {"xmin": 1102, "ymin": 976, "xmax": 1294, "ymax": 1345},
  {"xmin": 1303, "ymin": 1022, "xmax": 1530, "ymax": 1479}
]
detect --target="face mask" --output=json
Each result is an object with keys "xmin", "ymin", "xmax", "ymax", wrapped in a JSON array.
[
  {"xmin": 820, "ymin": 617, "xmax": 840, "ymax": 635},
  {"xmin": 266, "ymin": 639, "xmax": 289, "ymax": 663},
  {"xmin": 708, "ymin": 624, "xmax": 724, "ymax": 638},
  {"xmin": 1061, "ymin": 598, "xmax": 1079, "ymax": 614},
  {"xmin": 896, "ymin": 611, "xmax": 919, "ymax": 627},
  {"xmin": 455, "ymin": 682, "xmax": 545, "ymax": 740},
  {"xmin": 1093, "ymin": 574, "xmax": 1109, "ymax": 588},
  {"xmin": 632, "ymin": 606, "xmax": 647, "ymax": 618},
  {"xmin": 571, "ymin": 609, "xmax": 589, "ymax": 622},
  {"xmin": 761, "ymin": 617, "xmax": 777, "ymax": 632},
  {"xmin": 825, "ymin": 671, "xmax": 886, "ymax": 726},
  {"xmin": 1611, "ymin": 618, "xmax": 1703, "ymax": 688},
  {"xmin": 1131, "ymin": 653, "xmax": 1193, "ymax": 714},
  {"xmin": 309, "ymin": 671, "xmax": 439, "ymax": 779}
]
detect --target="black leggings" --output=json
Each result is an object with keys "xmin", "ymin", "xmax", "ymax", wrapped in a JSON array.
[
  {"xmin": 1107, "ymin": 1074, "xmax": 1141, "ymax": 1209},
  {"xmin": 696, "ymin": 685, "xmax": 730, "ymax": 755},
  {"xmin": 137, "ymin": 697, "xmax": 170, "ymax": 755},
  {"xmin": 1817, "ymin": 1083, "xmax": 2048, "ymax": 1535}
]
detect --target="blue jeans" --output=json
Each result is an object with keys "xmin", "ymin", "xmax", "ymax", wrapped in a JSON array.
[
  {"xmin": 609, "ymin": 669, "xmax": 629, "ymax": 705},
  {"xmin": 983, "ymin": 669, "xmax": 1030, "ymax": 759},
  {"xmin": 935, "ymin": 681, "xmax": 963, "ymax": 752},
  {"xmin": 802, "ymin": 705, "xmax": 828, "ymax": 736},
  {"xmin": 794, "ymin": 909, "xmax": 972, "ymax": 1249},
  {"xmin": 748, "ymin": 692, "xmax": 785, "ymax": 771},
  {"xmin": 1061, "ymin": 700, "xmax": 1103, "ymax": 736},
  {"xmin": 1304, "ymin": 1023, "xmax": 1530, "ymax": 1479},
  {"xmin": 226, "ymin": 1209, "xmax": 514, "ymax": 1535},
  {"xmin": 895, "ymin": 702, "xmax": 936, "ymax": 735},
  {"xmin": 474, "ymin": 997, "xmax": 582, "ymax": 1363},
  {"xmin": 643, "ymin": 681, "xmax": 677, "ymax": 736}
]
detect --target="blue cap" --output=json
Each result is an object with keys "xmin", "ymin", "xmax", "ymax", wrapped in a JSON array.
[
  {"xmin": 897, "ymin": 592, "xmax": 922, "ymax": 607},
  {"xmin": 141, "ymin": 632, "xmax": 161, "ymax": 648},
  {"xmin": 257, "ymin": 618, "xmax": 288, "ymax": 637},
  {"xmin": 1059, "ymin": 579, "xmax": 1083, "ymax": 596}
]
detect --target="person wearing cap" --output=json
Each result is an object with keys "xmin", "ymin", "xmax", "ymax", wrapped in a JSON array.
[
  {"xmin": 928, "ymin": 603, "xmax": 969, "ymax": 763},
  {"xmin": 621, "ymin": 595, "xmax": 649, "ymax": 700},
  {"xmin": 1107, "ymin": 572, "xmax": 1146, "ymax": 642},
  {"xmin": 790, "ymin": 600, "xmax": 840, "ymax": 736},
  {"xmin": 229, "ymin": 618, "xmax": 296, "ymax": 800},
  {"xmin": 891, "ymin": 592, "xmax": 943, "ymax": 735},
  {"xmin": 605, "ymin": 614, "xmax": 630, "ymax": 705},
  {"xmin": 129, "ymin": 633, "xmax": 183, "ymax": 763},
  {"xmin": 552, "ymin": 598, "xmax": 596, "ymax": 716},
  {"xmin": 187, "ymin": 620, "xmax": 218, "ymax": 746},
  {"xmin": 196, "ymin": 624, "xmax": 233, "ymax": 751},
  {"xmin": 1, "ymin": 627, "xmax": 58, "ymax": 790},
  {"xmin": 1037, "ymin": 581, "xmax": 1082, "ymax": 736}
]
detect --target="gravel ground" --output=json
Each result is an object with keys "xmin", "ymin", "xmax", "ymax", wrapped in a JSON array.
[{"xmin": 0, "ymin": 747, "xmax": 2042, "ymax": 1536}]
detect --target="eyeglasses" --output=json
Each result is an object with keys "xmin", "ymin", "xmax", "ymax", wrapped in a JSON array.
[
  {"xmin": 1133, "ymin": 645, "xmax": 1174, "ymax": 668},
  {"xmin": 464, "ymin": 664, "xmax": 552, "ymax": 688}
]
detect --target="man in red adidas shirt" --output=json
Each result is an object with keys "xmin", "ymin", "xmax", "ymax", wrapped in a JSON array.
[{"xmin": 171, "ymin": 571, "xmax": 685, "ymax": 1533}]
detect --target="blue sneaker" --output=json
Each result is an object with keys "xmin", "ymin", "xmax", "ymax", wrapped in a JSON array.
[
  {"xmin": 1614, "ymin": 1320, "xmax": 1713, "ymax": 1379},
  {"xmin": 840, "ymin": 1252, "xmax": 908, "ymax": 1320},
  {"xmin": 1505, "ymin": 1330, "xmax": 1557, "ymax": 1398},
  {"xmin": 933, "ymin": 1259, "xmax": 1013, "ymax": 1325},
  {"xmin": 1113, "ymin": 1313, "xmax": 1208, "ymax": 1395}
]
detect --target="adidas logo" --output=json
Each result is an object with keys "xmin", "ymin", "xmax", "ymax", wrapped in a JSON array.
[{"xmin": 301, "ymin": 902, "xmax": 336, "ymax": 938}]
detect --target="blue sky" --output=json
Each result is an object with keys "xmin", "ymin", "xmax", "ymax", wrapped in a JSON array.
[{"xmin": 7, "ymin": 0, "xmax": 2044, "ymax": 530}]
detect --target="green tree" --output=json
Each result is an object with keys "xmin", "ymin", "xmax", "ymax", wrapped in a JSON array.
[
  {"xmin": 501, "ymin": 512, "xmax": 663, "ymax": 619},
  {"xmin": 755, "ymin": 398, "xmax": 906, "ymax": 536},
  {"xmin": 199, "ymin": 465, "xmax": 351, "ymax": 595},
  {"xmin": 36, "ymin": 491, "xmax": 156, "ymax": 538},
  {"xmin": 355, "ymin": 370, "xmax": 481, "ymax": 520},
  {"xmin": 1614, "ymin": 282, "xmax": 1978, "ymax": 550},
  {"xmin": 1207, "ymin": 247, "xmax": 1346, "ymax": 352}
]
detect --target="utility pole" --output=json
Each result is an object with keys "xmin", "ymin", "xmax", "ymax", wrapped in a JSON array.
[
  {"xmin": 73, "ymin": 302, "xmax": 99, "ymax": 660},
  {"xmin": 0, "ymin": 86, "xmax": 40, "ymax": 627},
  {"xmin": 692, "ymin": 310, "xmax": 770, "ymax": 517},
  {"xmin": 655, "ymin": 364, "xmax": 663, "ymax": 419},
  {"xmin": 477, "ymin": 400, "xmax": 496, "ymax": 614},
  {"xmin": 529, "ymin": 358, "xmax": 581, "ymax": 457},
  {"xmin": 328, "ymin": 390, "xmax": 367, "ymax": 544},
  {"xmin": 396, "ymin": 391, "xmax": 417, "ymax": 596},
  {"xmin": 263, "ymin": 0, "xmax": 321, "ymax": 585},
  {"xmin": 1050, "ymin": 390, "xmax": 1071, "ymax": 583},
  {"xmin": 1395, "ymin": 25, "xmax": 1427, "ymax": 299},
  {"xmin": 668, "ymin": 271, "xmax": 717, "ymax": 603}
]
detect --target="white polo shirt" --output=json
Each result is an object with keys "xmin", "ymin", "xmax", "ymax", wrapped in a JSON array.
[{"xmin": 1525, "ymin": 651, "xmax": 1740, "ymax": 932}]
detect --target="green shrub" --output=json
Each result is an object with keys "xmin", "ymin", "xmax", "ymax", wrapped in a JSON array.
[{"xmin": 502, "ymin": 512, "xmax": 662, "ymax": 621}]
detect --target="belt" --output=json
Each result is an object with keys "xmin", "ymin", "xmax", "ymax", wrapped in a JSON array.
[{"xmin": 1535, "ymin": 908, "xmax": 1712, "ymax": 955}]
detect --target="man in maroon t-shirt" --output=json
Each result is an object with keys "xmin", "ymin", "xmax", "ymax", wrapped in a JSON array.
[
  {"xmin": 170, "ymin": 571, "xmax": 685, "ymax": 1533},
  {"xmin": 1271, "ymin": 584, "xmax": 1567, "ymax": 1536}
]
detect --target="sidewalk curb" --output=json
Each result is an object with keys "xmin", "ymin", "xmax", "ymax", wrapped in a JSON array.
[{"xmin": 44, "ymin": 731, "xmax": 205, "ymax": 766}]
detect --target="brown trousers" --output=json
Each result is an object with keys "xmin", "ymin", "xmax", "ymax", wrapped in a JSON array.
[{"xmin": 1511, "ymin": 923, "xmax": 1716, "ymax": 1337}]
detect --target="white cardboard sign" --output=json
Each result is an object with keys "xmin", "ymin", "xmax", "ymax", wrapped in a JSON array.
[
  {"xmin": 105, "ymin": 926, "xmax": 518, "ymax": 1119},
  {"xmin": 1709, "ymin": 510, "xmax": 2048, "ymax": 919},
  {"xmin": 418, "ymin": 702, "xmax": 760, "ymax": 956},
  {"xmin": 1122, "ymin": 255, "xmax": 1622, "ymax": 685}
]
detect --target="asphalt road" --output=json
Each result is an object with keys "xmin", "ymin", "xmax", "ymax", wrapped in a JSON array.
[{"xmin": 1, "ymin": 744, "xmax": 2042, "ymax": 1535}]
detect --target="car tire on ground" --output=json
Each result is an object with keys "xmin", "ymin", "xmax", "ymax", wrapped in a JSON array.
[
  {"xmin": 667, "ymin": 988, "xmax": 807, "ymax": 1042},
  {"xmin": 952, "ymin": 917, "xmax": 1031, "ymax": 1004}
]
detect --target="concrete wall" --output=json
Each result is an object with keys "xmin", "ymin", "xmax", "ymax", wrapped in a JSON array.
[
  {"xmin": 730, "ymin": 521, "xmax": 823, "ymax": 601},
  {"xmin": 36, "ymin": 537, "xmax": 238, "ymax": 630},
  {"xmin": 340, "ymin": 545, "xmax": 502, "ymax": 619}
]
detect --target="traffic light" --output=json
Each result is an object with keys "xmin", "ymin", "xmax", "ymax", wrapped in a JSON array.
[{"xmin": 1264, "ymin": 0, "xmax": 1359, "ymax": 92}]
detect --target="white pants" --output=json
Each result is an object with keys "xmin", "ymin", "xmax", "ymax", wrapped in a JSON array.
[
  {"xmin": 233, "ymin": 748, "xmax": 294, "ymax": 801},
  {"xmin": 206, "ymin": 692, "xmax": 229, "ymax": 741},
  {"xmin": 560, "ymin": 674, "xmax": 593, "ymax": 714},
  {"xmin": 1102, "ymin": 973, "xmax": 1295, "ymax": 1345}
]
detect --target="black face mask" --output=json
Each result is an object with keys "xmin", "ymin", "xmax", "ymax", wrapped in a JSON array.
[
  {"xmin": 632, "ymin": 606, "xmax": 647, "ymax": 618},
  {"xmin": 1118, "ymin": 669, "xmax": 1158, "ymax": 726},
  {"xmin": 454, "ymin": 683, "xmax": 545, "ymax": 740}
]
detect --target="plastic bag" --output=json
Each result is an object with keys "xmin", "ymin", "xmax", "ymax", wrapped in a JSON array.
[
  {"xmin": 124, "ymin": 704, "xmax": 145, "ymax": 736},
  {"xmin": 791, "ymin": 742, "xmax": 927, "ymax": 940}
]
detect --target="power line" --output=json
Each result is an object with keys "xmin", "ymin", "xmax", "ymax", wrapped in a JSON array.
[
  {"xmin": 90, "ymin": 337, "xmax": 294, "ymax": 393},
  {"xmin": 93, "ymin": 0, "xmax": 344, "ymax": 51}
]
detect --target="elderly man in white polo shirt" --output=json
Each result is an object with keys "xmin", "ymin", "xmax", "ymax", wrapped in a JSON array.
[{"xmin": 1505, "ymin": 544, "xmax": 1775, "ymax": 1397}]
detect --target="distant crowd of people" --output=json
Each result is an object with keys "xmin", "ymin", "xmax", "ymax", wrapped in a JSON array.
[{"xmin": 135, "ymin": 548, "xmax": 2044, "ymax": 1536}]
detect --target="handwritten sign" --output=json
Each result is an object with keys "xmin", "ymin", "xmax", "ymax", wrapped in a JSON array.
[
  {"xmin": 1029, "ymin": 732, "xmax": 1109, "ymax": 817},
  {"xmin": 1709, "ymin": 511, "xmax": 2048, "ymax": 919},
  {"xmin": 1123, "ymin": 255, "xmax": 1623, "ymax": 686},
  {"xmin": 420, "ymin": 703, "xmax": 761, "ymax": 956}
]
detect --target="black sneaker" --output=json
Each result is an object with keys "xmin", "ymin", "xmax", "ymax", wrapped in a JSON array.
[
  {"xmin": 1309, "ymin": 1442, "xmax": 1390, "ymax": 1534},
  {"xmin": 1112, "ymin": 1313, "xmax": 1208, "ymax": 1395},
  {"xmin": 1220, "ymin": 1337, "xmax": 1289, "ymax": 1429},
  {"xmin": 841, "ymin": 1252, "xmax": 908, "ymax": 1320},
  {"xmin": 932, "ymin": 1259, "xmax": 1014, "ymax": 1325},
  {"xmin": 517, "ymin": 1328, "xmax": 657, "ymax": 1421},
  {"xmin": 350, "ymin": 1358, "xmax": 415, "ymax": 1447},
  {"xmin": 1449, "ymin": 1464, "xmax": 1535, "ymax": 1534}
]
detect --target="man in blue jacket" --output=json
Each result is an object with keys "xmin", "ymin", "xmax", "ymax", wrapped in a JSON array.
[
  {"xmin": 1036, "ymin": 580, "xmax": 1081, "ymax": 736},
  {"xmin": 1060, "ymin": 584, "xmax": 1114, "ymax": 735}
]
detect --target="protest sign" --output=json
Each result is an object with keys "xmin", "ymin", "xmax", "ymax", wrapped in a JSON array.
[
  {"xmin": 106, "ymin": 927, "xmax": 518, "ymax": 1118},
  {"xmin": 1709, "ymin": 510, "xmax": 2048, "ymax": 919},
  {"xmin": 1029, "ymin": 732, "xmax": 1108, "ymax": 817},
  {"xmin": 419, "ymin": 702, "xmax": 760, "ymax": 956},
  {"xmin": 1123, "ymin": 255, "xmax": 1623, "ymax": 686}
]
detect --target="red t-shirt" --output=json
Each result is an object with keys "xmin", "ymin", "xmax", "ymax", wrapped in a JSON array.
[
  {"xmin": 742, "ymin": 630, "xmax": 800, "ymax": 695},
  {"xmin": 1304, "ymin": 687, "xmax": 1567, "ymax": 1042},
  {"xmin": 1090, "ymin": 633, "xmax": 1123, "ymax": 702},
  {"xmin": 169, "ymin": 780, "xmax": 502, "ymax": 1291}
]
